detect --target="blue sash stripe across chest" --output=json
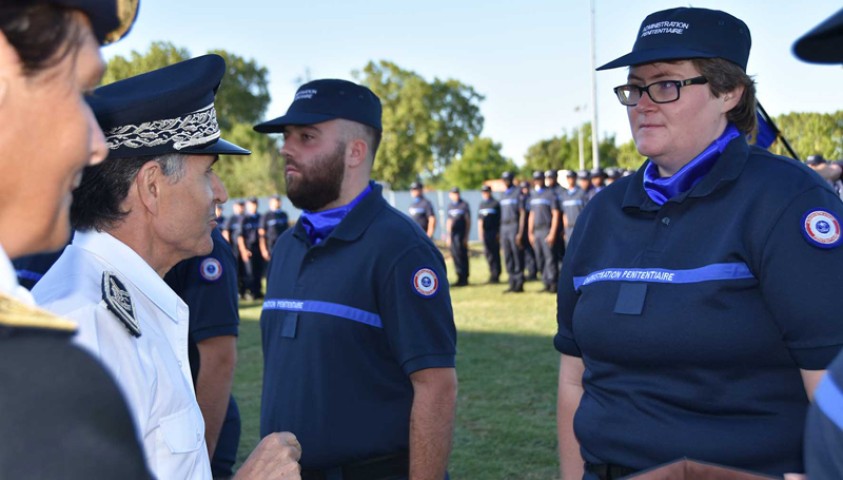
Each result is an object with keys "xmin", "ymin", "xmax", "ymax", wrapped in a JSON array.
[
  {"xmin": 263, "ymin": 298, "xmax": 383, "ymax": 328},
  {"xmin": 573, "ymin": 262, "xmax": 755, "ymax": 291}
]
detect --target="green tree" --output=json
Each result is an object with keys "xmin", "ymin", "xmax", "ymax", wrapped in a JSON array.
[
  {"xmin": 770, "ymin": 111, "xmax": 843, "ymax": 161},
  {"xmin": 104, "ymin": 42, "xmax": 279, "ymax": 197},
  {"xmin": 102, "ymin": 41, "xmax": 189, "ymax": 85},
  {"xmin": 523, "ymin": 123, "xmax": 618, "ymax": 174},
  {"xmin": 616, "ymin": 139, "xmax": 646, "ymax": 170},
  {"xmin": 355, "ymin": 60, "xmax": 484, "ymax": 188},
  {"xmin": 442, "ymin": 137, "xmax": 517, "ymax": 189}
]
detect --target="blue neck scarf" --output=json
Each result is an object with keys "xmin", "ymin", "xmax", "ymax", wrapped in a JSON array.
[
  {"xmin": 300, "ymin": 183, "xmax": 373, "ymax": 245},
  {"xmin": 643, "ymin": 124, "xmax": 740, "ymax": 205}
]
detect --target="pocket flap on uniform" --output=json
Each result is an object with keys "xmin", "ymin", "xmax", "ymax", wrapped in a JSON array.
[{"xmin": 159, "ymin": 407, "xmax": 204, "ymax": 454}]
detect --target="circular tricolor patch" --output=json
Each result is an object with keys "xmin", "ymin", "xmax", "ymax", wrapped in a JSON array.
[
  {"xmin": 199, "ymin": 257, "xmax": 223, "ymax": 282},
  {"xmin": 802, "ymin": 209, "xmax": 843, "ymax": 249},
  {"xmin": 412, "ymin": 268, "xmax": 439, "ymax": 298}
]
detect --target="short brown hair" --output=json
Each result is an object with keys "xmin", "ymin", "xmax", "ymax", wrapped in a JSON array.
[{"xmin": 691, "ymin": 57, "xmax": 757, "ymax": 135}]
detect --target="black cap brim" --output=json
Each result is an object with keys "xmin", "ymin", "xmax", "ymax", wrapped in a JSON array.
[
  {"xmin": 180, "ymin": 138, "xmax": 250, "ymax": 156},
  {"xmin": 793, "ymin": 8, "xmax": 843, "ymax": 64},
  {"xmin": 253, "ymin": 112, "xmax": 339, "ymax": 133},
  {"xmin": 597, "ymin": 47, "xmax": 721, "ymax": 71}
]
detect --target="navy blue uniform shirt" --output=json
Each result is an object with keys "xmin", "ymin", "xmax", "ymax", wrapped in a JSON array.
[
  {"xmin": 165, "ymin": 228, "xmax": 240, "ymax": 373},
  {"xmin": 447, "ymin": 199, "xmax": 470, "ymax": 234},
  {"xmin": 561, "ymin": 186, "xmax": 587, "ymax": 230},
  {"xmin": 260, "ymin": 209, "xmax": 289, "ymax": 253},
  {"xmin": 239, "ymin": 213, "xmax": 261, "ymax": 250},
  {"xmin": 478, "ymin": 198, "xmax": 501, "ymax": 233},
  {"xmin": 408, "ymin": 196, "xmax": 436, "ymax": 233},
  {"xmin": 556, "ymin": 137, "xmax": 843, "ymax": 475},
  {"xmin": 529, "ymin": 188, "xmax": 559, "ymax": 229},
  {"xmin": 500, "ymin": 186, "xmax": 522, "ymax": 226},
  {"xmin": 259, "ymin": 184, "xmax": 456, "ymax": 469}
]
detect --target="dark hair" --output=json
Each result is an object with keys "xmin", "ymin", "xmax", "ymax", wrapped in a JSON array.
[
  {"xmin": 340, "ymin": 120, "xmax": 382, "ymax": 163},
  {"xmin": 72, "ymin": 154, "xmax": 187, "ymax": 231},
  {"xmin": 691, "ymin": 57, "xmax": 757, "ymax": 135},
  {"xmin": 0, "ymin": 3, "xmax": 84, "ymax": 76}
]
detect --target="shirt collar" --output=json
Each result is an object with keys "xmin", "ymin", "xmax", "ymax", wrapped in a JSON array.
[
  {"xmin": 623, "ymin": 135, "xmax": 749, "ymax": 212},
  {"xmin": 0, "ymin": 244, "xmax": 35, "ymax": 304},
  {"xmin": 294, "ymin": 182, "xmax": 385, "ymax": 246},
  {"xmin": 72, "ymin": 230, "xmax": 183, "ymax": 322}
]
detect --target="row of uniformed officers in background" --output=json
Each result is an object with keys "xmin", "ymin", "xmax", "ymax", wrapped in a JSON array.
[
  {"xmin": 215, "ymin": 166, "xmax": 630, "ymax": 299},
  {"xmin": 409, "ymin": 168, "xmax": 633, "ymax": 293}
]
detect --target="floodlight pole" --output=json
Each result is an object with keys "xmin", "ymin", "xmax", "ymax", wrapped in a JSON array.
[{"xmin": 590, "ymin": 0, "xmax": 600, "ymax": 169}]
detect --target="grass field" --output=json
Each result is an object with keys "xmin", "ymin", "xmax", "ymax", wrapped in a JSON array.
[{"xmin": 232, "ymin": 246, "xmax": 561, "ymax": 479}]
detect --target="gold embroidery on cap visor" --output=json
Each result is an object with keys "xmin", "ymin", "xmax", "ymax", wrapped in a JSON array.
[{"xmin": 103, "ymin": 0, "xmax": 139, "ymax": 45}]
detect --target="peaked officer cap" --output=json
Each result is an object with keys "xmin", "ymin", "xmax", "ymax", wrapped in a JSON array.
[{"xmin": 88, "ymin": 54, "xmax": 249, "ymax": 159}]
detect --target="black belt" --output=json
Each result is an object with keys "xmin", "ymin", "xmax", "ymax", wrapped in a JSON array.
[
  {"xmin": 585, "ymin": 462, "xmax": 638, "ymax": 480},
  {"xmin": 301, "ymin": 452, "xmax": 408, "ymax": 480}
]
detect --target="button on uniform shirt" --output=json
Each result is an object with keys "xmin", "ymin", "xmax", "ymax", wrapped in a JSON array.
[
  {"xmin": 33, "ymin": 231, "xmax": 211, "ymax": 480},
  {"xmin": 408, "ymin": 195, "xmax": 436, "ymax": 233},
  {"xmin": 529, "ymin": 188, "xmax": 559, "ymax": 230},
  {"xmin": 261, "ymin": 209, "xmax": 290, "ymax": 253}
]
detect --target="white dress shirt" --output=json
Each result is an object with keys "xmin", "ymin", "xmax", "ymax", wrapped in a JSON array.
[{"xmin": 33, "ymin": 230, "xmax": 211, "ymax": 480}]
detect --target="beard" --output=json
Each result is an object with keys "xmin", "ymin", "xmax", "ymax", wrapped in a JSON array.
[{"xmin": 285, "ymin": 141, "xmax": 346, "ymax": 212}]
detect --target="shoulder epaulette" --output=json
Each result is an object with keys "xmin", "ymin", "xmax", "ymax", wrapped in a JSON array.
[
  {"xmin": 102, "ymin": 271, "xmax": 141, "ymax": 337},
  {"xmin": 0, "ymin": 293, "xmax": 77, "ymax": 332}
]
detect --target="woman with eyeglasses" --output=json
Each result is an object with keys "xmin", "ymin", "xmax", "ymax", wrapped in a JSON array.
[{"xmin": 555, "ymin": 7, "xmax": 843, "ymax": 480}]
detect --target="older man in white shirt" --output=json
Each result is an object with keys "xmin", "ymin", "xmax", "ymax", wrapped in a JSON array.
[{"xmin": 34, "ymin": 54, "xmax": 300, "ymax": 480}]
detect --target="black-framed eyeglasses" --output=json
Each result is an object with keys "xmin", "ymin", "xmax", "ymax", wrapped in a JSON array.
[{"xmin": 613, "ymin": 76, "xmax": 708, "ymax": 106}]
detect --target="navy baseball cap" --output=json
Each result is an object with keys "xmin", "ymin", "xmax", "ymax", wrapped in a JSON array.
[
  {"xmin": 577, "ymin": 169, "xmax": 592, "ymax": 179},
  {"xmin": 410, "ymin": 181, "xmax": 423, "ymax": 190},
  {"xmin": 793, "ymin": 8, "xmax": 843, "ymax": 64},
  {"xmin": 54, "ymin": 0, "xmax": 140, "ymax": 45},
  {"xmin": 597, "ymin": 7, "xmax": 751, "ymax": 71},
  {"xmin": 254, "ymin": 79, "xmax": 382, "ymax": 133},
  {"xmin": 544, "ymin": 169, "xmax": 557, "ymax": 179},
  {"xmin": 450, "ymin": 187, "xmax": 460, "ymax": 193},
  {"xmin": 566, "ymin": 170, "xmax": 577, "ymax": 178},
  {"xmin": 89, "ymin": 54, "xmax": 249, "ymax": 159},
  {"xmin": 532, "ymin": 171, "xmax": 544, "ymax": 180},
  {"xmin": 481, "ymin": 185, "xmax": 492, "ymax": 192},
  {"xmin": 501, "ymin": 171, "xmax": 514, "ymax": 180}
]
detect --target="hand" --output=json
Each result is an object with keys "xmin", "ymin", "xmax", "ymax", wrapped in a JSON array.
[
  {"xmin": 515, "ymin": 234, "xmax": 523, "ymax": 248},
  {"xmin": 242, "ymin": 250, "xmax": 252, "ymax": 260},
  {"xmin": 528, "ymin": 233, "xmax": 535, "ymax": 246},
  {"xmin": 545, "ymin": 234, "xmax": 556, "ymax": 247},
  {"xmin": 234, "ymin": 432, "xmax": 302, "ymax": 480},
  {"xmin": 261, "ymin": 249, "xmax": 271, "ymax": 262}
]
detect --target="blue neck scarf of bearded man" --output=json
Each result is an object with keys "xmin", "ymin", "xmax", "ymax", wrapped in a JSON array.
[
  {"xmin": 643, "ymin": 124, "xmax": 741, "ymax": 205},
  {"xmin": 300, "ymin": 182, "xmax": 374, "ymax": 245}
]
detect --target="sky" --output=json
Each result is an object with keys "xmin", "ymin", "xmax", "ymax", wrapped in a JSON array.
[{"xmin": 104, "ymin": 0, "xmax": 843, "ymax": 163}]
